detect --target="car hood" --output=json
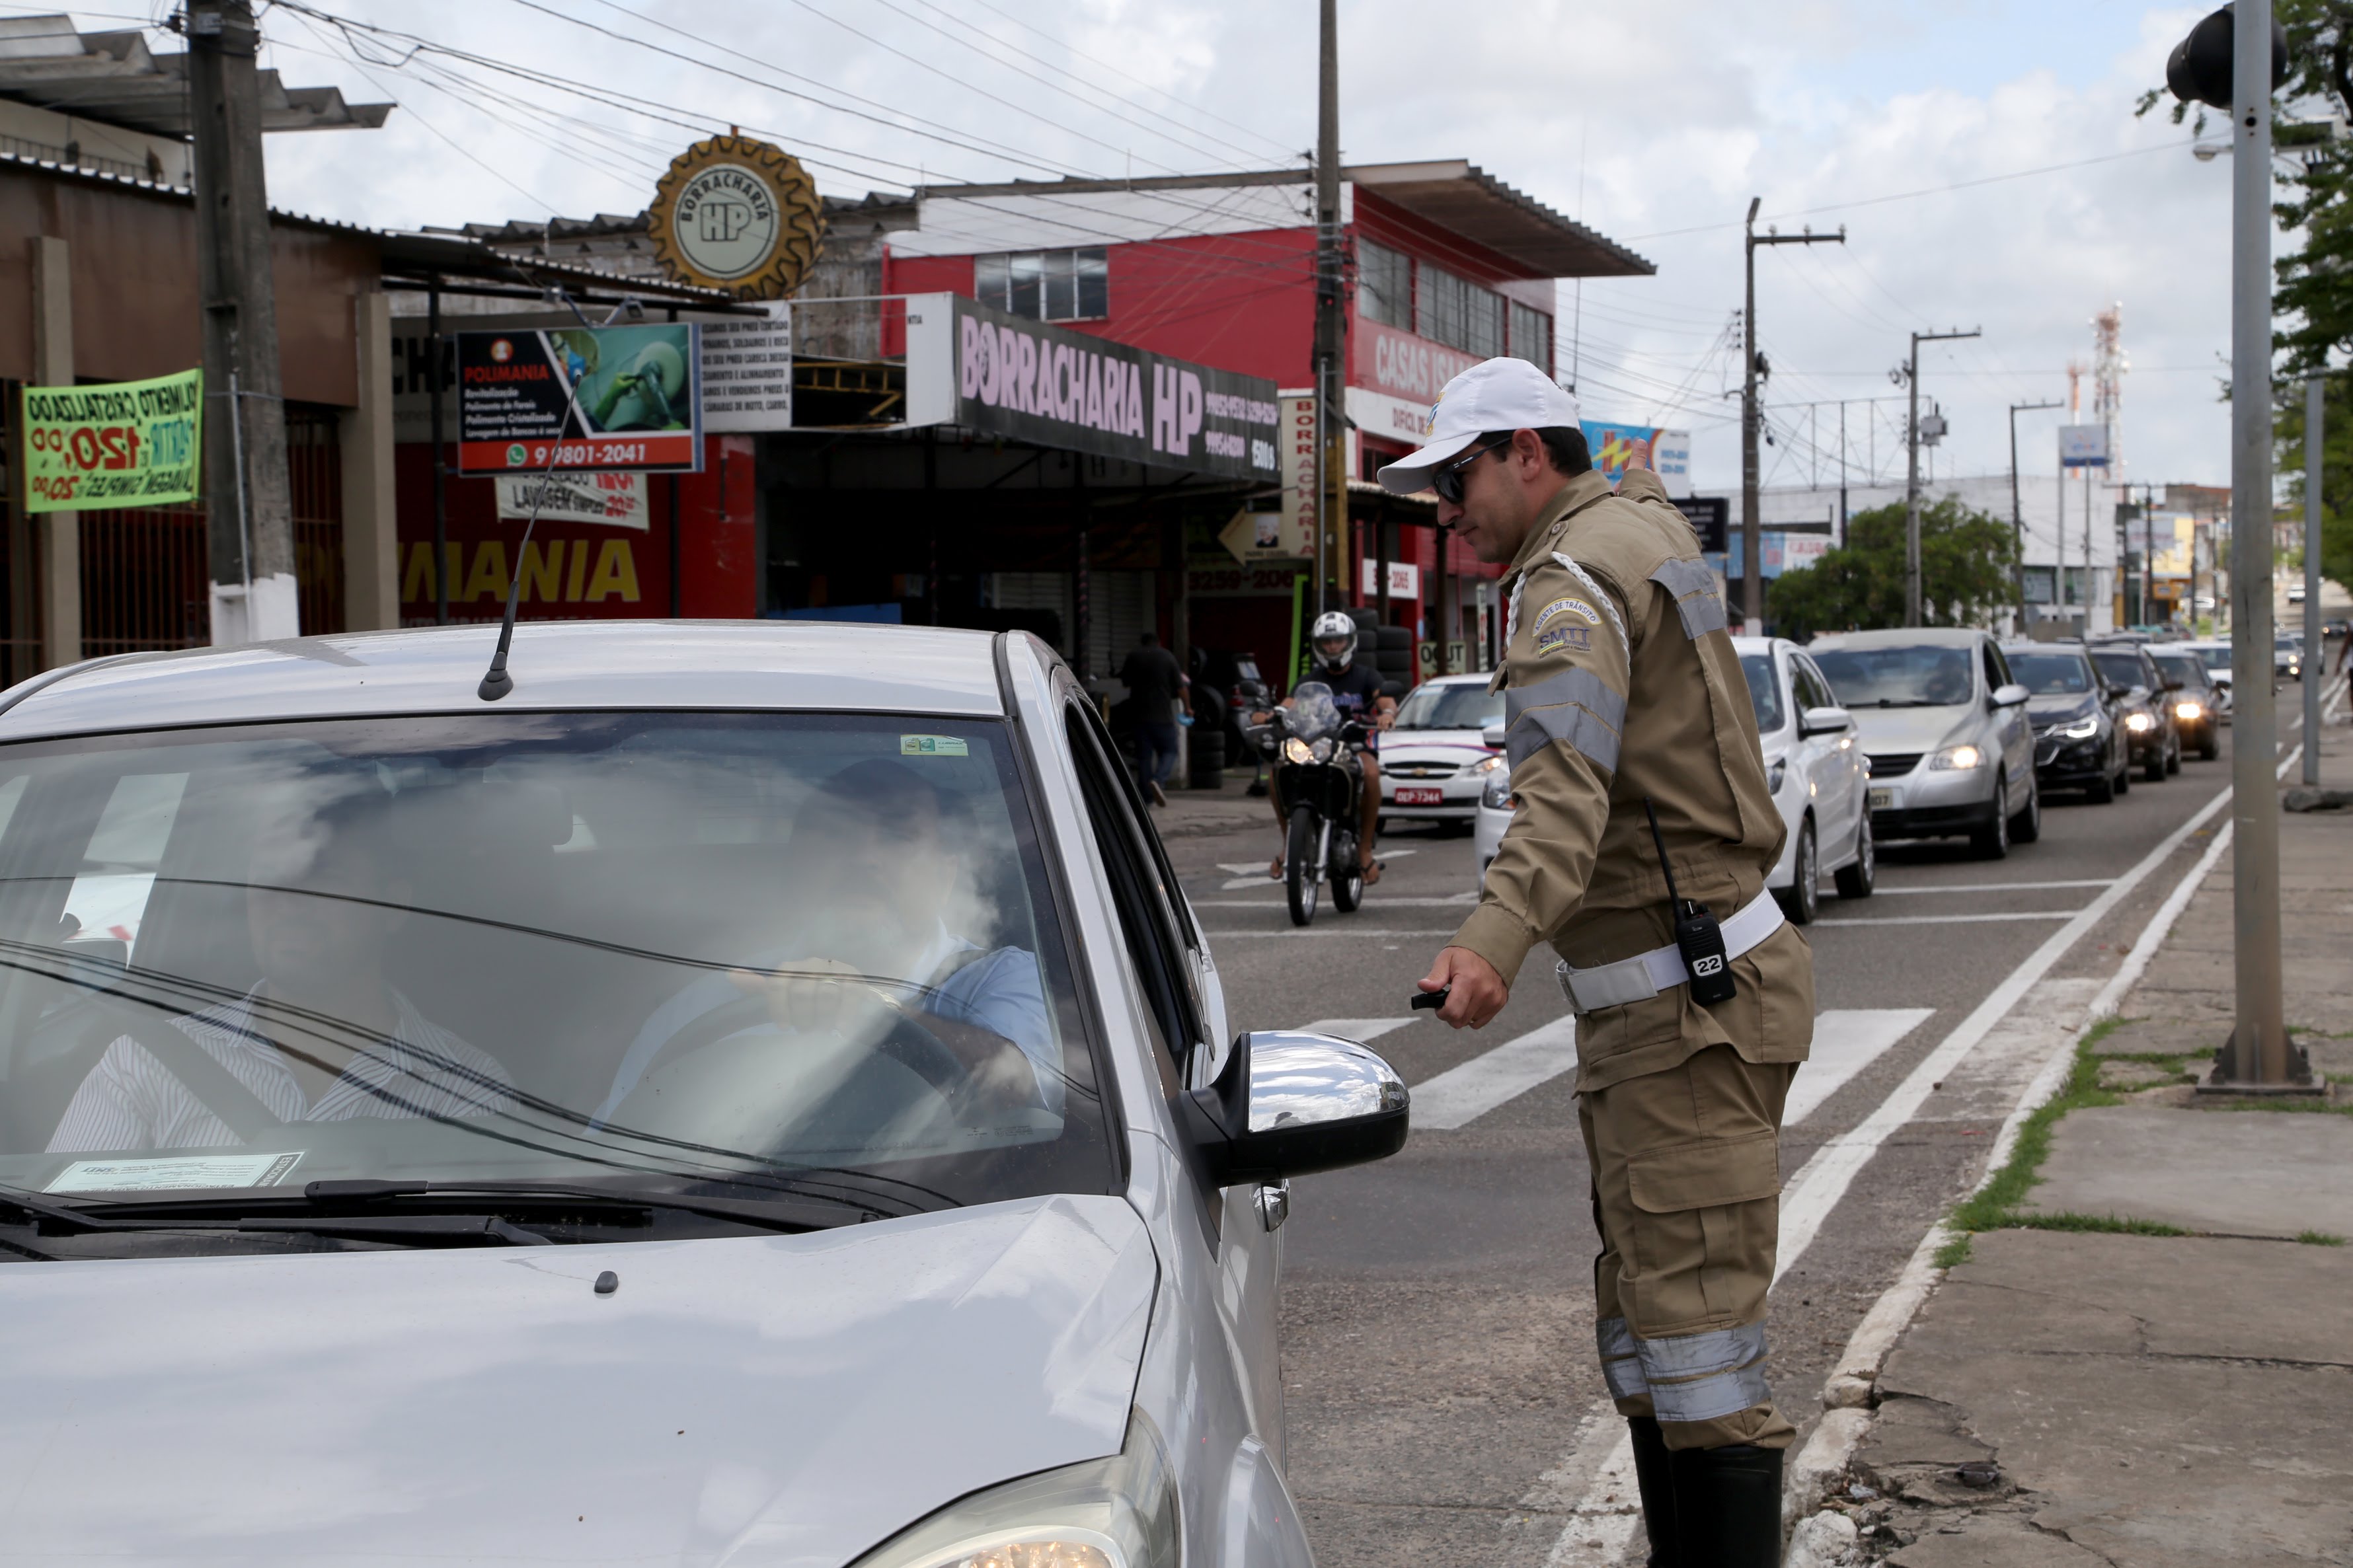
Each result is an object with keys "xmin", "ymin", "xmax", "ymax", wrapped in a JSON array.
[
  {"xmin": 0, "ymin": 1193, "xmax": 1155, "ymax": 1567},
  {"xmin": 1377, "ymin": 728, "xmax": 1496, "ymax": 763},
  {"xmin": 2026, "ymin": 694, "xmax": 2098, "ymax": 726},
  {"xmin": 1846, "ymin": 704, "xmax": 1977, "ymax": 755}
]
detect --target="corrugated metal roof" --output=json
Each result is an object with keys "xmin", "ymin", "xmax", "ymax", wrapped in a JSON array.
[{"xmin": 0, "ymin": 15, "xmax": 391, "ymax": 137}]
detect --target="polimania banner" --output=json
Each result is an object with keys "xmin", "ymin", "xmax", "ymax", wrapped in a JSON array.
[
  {"xmin": 20, "ymin": 369, "xmax": 202, "ymax": 511},
  {"xmin": 456, "ymin": 324, "xmax": 702, "ymax": 474},
  {"xmin": 1582, "ymin": 421, "xmax": 1692, "ymax": 496}
]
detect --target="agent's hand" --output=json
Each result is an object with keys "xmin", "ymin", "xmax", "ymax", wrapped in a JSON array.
[{"xmin": 1418, "ymin": 946, "xmax": 1508, "ymax": 1029}]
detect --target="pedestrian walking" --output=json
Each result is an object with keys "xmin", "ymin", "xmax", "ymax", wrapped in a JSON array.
[
  {"xmin": 1119, "ymin": 630, "xmax": 1187, "ymax": 807},
  {"xmin": 1392, "ymin": 358, "xmax": 1814, "ymax": 1567}
]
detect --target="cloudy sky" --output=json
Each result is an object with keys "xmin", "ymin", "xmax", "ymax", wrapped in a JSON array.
[{"xmin": 146, "ymin": 3, "xmax": 2265, "ymax": 492}]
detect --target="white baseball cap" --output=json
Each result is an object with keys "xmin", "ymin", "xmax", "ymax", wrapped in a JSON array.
[{"xmin": 1375, "ymin": 357, "xmax": 1583, "ymax": 495}]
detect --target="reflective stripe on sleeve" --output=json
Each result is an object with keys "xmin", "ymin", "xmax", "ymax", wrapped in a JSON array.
[
  {"xmin": 1504, "ymin": 666, "xmax": 1626, "ymax": 774},
  {"xmin": 1650, "ymin": 557, "xmax": 1728, "ymax": 639},
  {"xmin": 1637, "ymin": 1321, "xmax": 1772, "ymax": 1425},
  {"xmin": 1597, "ymin": 1315, "xmax": 1648, "ymax": 1400}
]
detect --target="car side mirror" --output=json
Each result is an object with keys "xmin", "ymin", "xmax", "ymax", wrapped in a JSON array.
[
  {"xmin": 1991, "ymin": 683, "xmax": 2030, "ymax": 708},
  {"xmin": 1798, "ymin": 704, "xmax": 1851, "ymax": 737},
  {"xmin": 1187, "ymin": 1031, "xmax": 1409, "ymax": 1187},
  {"xmin": 1482, "ymin": 722, "xmax": 1508, "ymax": 749}
]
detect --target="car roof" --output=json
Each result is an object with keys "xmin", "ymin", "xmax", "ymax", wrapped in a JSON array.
[
  {"xmin": 2000, "ymin": 642, "xmax": 2089, "ymax": 657},
  {"xmin": 1808, "ymin": 626, "xmax": 1987, "ymax": 650},
  {"xmin": 1414, "ymin": 672, "xmax": 1492, "ymax": 687},
  {"xmin": 0, "ymin": 621, "xmax": 1011, "ymax": 743},
  {"xmin": 1728, "ymin": 636, "xmax": 1802, "ymax": 657}
]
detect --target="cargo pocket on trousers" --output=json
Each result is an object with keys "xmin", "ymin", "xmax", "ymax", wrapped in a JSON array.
[{"xmin": 1626, "ymin": 1130, "xmax": 1783, "ymax": 1331}]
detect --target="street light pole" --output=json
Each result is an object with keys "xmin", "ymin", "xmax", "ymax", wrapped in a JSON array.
[
  {"xmin": 1904, "ymin": 326, "xmax": 1980, "ymax": 626},
  {"xmin": 1742, "ymin": 203, "xmax": 1843, "ymax": 634},
  {"xmin": 2009, "ymin": 398, "xmax": 2063, "ymax": 628},
  {"xmin": 2306, "ymin": 374, "xmax": 2325, "ymax": 788},
  {"xmin": 1312, "ymin": 0, "xmax": 1345, "ymax": 617}
]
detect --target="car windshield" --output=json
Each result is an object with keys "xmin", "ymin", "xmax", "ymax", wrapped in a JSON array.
[
  {"xmin": 1738, "ymin": 655, "xmax": 1787, "ymax": 733},
  {"xmin": 1391, "ymin": 682, "xmax": 1504, "ymax": 732},
  {"xmin": 0, "ymin": 714, "xmax": 1110, "ymax": 1216},
  {"xmin": 2196, "ymin": 646, "xmax": 2232, "ymax": 669},
  {"xmin": 1812, "ymin": 645, "xmax": 1975, "ymax": 708},
  {"xmin": 2149, "ymin": 653, "xmax": 2202, "ymax": 688},
  {"xmin": 2091, "ymin": 652, "xmax": 2147, "ymax": 690},
  {"xmin": 2005, "ymin": 651, "xmax": 2094, "ymax": 694}
]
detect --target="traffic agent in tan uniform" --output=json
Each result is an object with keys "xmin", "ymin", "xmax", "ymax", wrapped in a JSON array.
[{"xmin": 1389, "ymin": 358, "xmax": 1814, "ymax": 1568}]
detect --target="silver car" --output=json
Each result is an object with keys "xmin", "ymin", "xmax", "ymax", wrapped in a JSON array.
[
  {"xmin": 1809, "ymin": 626, "xmax": 2041, "ymax": 860},
  {"xmin": 0, "ymin": 624, "xmax": 1407, "ymax": 1567},
  {"xmin": 1733, "ymin": 636, "xmax": 1872, "ymax": 923}
]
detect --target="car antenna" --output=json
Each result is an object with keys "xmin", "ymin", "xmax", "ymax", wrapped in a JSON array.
[{"xmin": 479, "ymin": 289, "xmax": 642, "ymax": 702}]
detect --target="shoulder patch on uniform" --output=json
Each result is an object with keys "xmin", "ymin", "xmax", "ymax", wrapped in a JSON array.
[
  {"xmin": 1535, "ymin": 624, "xmax": 1592, "ymax": 656},
  {"xmin": 1549, "ymin": 552, "xmax": 1629, "ymax": 648},
  {"xmin": 1533, "ymin": 595, "xmax": 1601, "ymax": 632}
]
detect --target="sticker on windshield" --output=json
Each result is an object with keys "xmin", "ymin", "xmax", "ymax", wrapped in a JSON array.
[
  {"xmin": 900, "ymin": 735, "xmax": 969, "ymax": 758},
  {"xmin": 47, "ymin": 1152, "xmax": 303, "ymax": 1193}
]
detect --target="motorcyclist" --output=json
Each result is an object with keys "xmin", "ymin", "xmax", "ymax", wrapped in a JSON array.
[{"xmin": 1259, "ymin": 611, "xmax": 1396, "ymax": 883}]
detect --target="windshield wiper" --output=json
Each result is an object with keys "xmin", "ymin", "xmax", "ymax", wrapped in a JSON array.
[{"xmin": 0, "ymin": 1183, "xmax": 549, "ymax": 1248}]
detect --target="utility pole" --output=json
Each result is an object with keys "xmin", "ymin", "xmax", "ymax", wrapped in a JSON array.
[
  {"xmin": 1902, "ymin": 326, "xmax": 1980, "ymax": 626},
  {"xmin": 1742, "ymin": 201, "xmax": 1842, "ymax": 634},
  {"xmin": 1313, "ymin": 0, "xmax": 1346, "ymax": 616},
  {"xmin": 2009, "ymin": 398, "xmax": 2062, "ymax": 628},
  {"xmin": 188, "ymin": 0, "xmax": 296, "ymax": 646},
  {"xmin": 2305, "ymin": 374, "xmax": 2323, "ymax": 787}
]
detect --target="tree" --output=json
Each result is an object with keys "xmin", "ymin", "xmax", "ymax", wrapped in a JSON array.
[
  {"xmin": 1767, "ymin": 496, "xmax": 2019, "ymax": 639},
  {"xmin": 2136, "ymin": 1, "xmax": 2353, "ymax": 596}
]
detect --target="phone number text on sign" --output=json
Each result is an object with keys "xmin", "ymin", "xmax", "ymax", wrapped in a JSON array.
[{"xmin": 457, "ymin": 435, "xmax": 697, "ymax": 472}]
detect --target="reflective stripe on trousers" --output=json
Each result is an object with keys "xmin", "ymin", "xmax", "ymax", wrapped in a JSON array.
[{"xmin": 1594, "ymin": 1316, "xmax": 1772, "ymax": 1425}]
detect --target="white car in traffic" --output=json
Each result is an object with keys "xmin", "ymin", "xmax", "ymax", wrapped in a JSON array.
[
  {"xmin": 1376, "ymin": 673, "xmax": 1505, "ymax": 829},
  {"xmin": 1473, "ymin": 638, "xmax": 1874, "ymax": 922}
]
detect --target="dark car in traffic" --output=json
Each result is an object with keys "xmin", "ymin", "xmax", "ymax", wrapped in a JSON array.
[
  {"xmin": 2003, "ymin": 643, "xmax": 2131, "ymax": 803},
  {"xmin": 2088, "ymin": 641, "xmax": 2181, "ymax": 782},
  {"xmin": 2144, "ymin": 646, "xmax": 2222, "ymax": 761}
]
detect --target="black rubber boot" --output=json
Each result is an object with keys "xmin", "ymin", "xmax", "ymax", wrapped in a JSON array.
[
  {"xmin": 1627, "ymin": 1417, "xmax": 1681, "ymax": 1568},
  {"xmin": 1666, "ymin": 1442, "xmax": 1783, "ymax": 1568}
]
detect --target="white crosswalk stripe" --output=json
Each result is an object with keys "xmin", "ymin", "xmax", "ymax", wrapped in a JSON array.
[{"xmin": 1785, "ymin": 1008, "xmax": 1935, "ymax": 1127}]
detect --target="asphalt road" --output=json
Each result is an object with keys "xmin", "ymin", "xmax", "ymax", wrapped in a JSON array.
[{"xmin": 1161, "ymin": 700, "xmax": 2305, "ymax": 1568}]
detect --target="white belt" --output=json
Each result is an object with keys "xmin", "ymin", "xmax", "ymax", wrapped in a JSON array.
[{"xmin": 1553, "ymin": 890, "xmax": 1785, "ymax": 1015}]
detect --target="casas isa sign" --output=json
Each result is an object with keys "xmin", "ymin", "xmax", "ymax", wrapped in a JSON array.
[{"xmin": 648, "ymin": 135, "xmax": 825, "ymax": 299}]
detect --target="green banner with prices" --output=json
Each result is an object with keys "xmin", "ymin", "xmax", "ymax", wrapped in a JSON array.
[{"xmin": 20, "ymin": 369, "xmax": 204, "ymax": 512}]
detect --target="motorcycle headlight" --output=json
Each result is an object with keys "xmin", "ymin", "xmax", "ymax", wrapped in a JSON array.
[
  {"xmin": 2125, "ymin": 712, "xmax": 2154, "ymax": 733},
  {"xmin": 1766, "ymin": 757, "xmax": 1788, "ymax": 794},
  {"xmin": 1928, "ymin": 743, "xmax": 1984, "ymax": 771},
  {"xmin": 2174, "ymin": 700, "xmax": 2202, "ymax": 721},
  {"xmin": 1310, "ymin": 737, "xmax": 1335, "ymax": 763},
  {"xmin": 1481, "ymin": 772, "xmax": 1514, "ymax": 810},
  {"xmin": 1282, "ymin": 737, "xmax": 1313, "ymax": 765},
  {"xmin": 2056, "ymin": 716, "xmax": 2100, "ymax": 740},
  {"xmin": 849, "ymin": 1413, "xmax": 1177, "ymax": 1568},
  {"xmin": 1465, "ymin": 754, "xmax": 1504, "ymax": 776}
]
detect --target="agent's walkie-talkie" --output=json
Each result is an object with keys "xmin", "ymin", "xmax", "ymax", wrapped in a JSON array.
[{"xmin": 1644, "ymin": 798, "xmax": 1737, "ymax": 1006}]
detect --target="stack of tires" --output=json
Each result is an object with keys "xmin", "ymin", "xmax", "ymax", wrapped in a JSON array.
[
  {"xmin": 1347, "ymin": 608, "xmax": 1415, "ymax": 699},
  {"xmin": 1188, "ymin": 685, "xmax": 1227, "ymax": 790}
]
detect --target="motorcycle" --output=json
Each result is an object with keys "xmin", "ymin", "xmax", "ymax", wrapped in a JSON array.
[{"xmin": 1250, "ymin": 682, "xmax": 1371, "ymax": 928}]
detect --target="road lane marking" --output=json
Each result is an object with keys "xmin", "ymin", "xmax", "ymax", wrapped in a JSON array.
[
  {"xmin": 1538, "ymin": 746, "xmax": 2300, "ymax": 1567},
  {"xmin": 1809, "ymin": 909, "xmax": 2077, "ymax": 927},
  {"xmin": 1786, "ymin": 1009, "xmax": 1935, "ymax": 1127},
  {"xmin": 1870, "ymin": 877, "xmax": 2115, "ymax": 895},
  {"xmin": 1408, "ymin": 1016, "xmax": 1579, "ymax": 1131},
  {"xmin": 1298, "ymin": 1017, "xmax": 1419, "ymax": 1043}
]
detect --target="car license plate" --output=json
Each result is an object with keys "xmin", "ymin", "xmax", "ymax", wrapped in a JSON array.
[
  {"xmin": 1395, "ymin": 787, "xmax": 1444, "ymax": 805},
  {"xmin": 1867, "ymin": 787, "xmax": 1896, "ymax": 810}
]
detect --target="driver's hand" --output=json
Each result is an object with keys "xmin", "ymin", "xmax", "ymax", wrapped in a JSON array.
[
  {"xmin": 730, "ymin": 957, "xmax": 900, "ymax": 1037},
  {"xmin": 1418, "ymin": 946, "xmax": 1509, "ymax": 1029}
]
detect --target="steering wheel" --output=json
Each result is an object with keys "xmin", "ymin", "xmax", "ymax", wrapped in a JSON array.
[{"xmin": 634, "ymin": 990, "xmax": 974, "ymax": 1109}]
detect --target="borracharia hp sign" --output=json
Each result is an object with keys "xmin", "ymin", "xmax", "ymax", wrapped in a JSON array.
[{"xmin": 913, "ymin": 295, "xmax": 1280, "ymax": 482}]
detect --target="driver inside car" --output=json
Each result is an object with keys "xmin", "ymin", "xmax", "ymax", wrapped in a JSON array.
[
  {"xmin": 590, "ymin": 758, "xmax": 1056, "ymax": 1127},
  {"xmin": 48, "ymin": 793, "xmax": 516, "ymax": 1154}
]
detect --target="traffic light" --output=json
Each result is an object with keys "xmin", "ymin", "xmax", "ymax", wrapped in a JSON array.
[{"xmin": 2166, "ymin": 4, "xmax": 2290, "ymax": 110}]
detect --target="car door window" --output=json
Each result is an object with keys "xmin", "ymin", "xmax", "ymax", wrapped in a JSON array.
[
  {"xmin": 1980, "ymin": 642, "xmax": 2008, "ymax": 696},
  {"xmin": 1791, "ymin": 658, "xmax": 1830, "ymax": 714},
  {"xmin": 1062, "ymin": 705, "xmax": 1204, "ymax": 1084}
]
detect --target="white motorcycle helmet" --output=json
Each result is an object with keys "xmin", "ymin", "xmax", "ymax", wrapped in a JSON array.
[{"xmin": 1310, "ymin": 611, "xmax": 1359, "ymax": 674}]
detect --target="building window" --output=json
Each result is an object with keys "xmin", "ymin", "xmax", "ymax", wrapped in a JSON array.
[
  {"xmin": 1417, "ymin": 264, "xmax": 1504, "ymax": 357},
  {"xmin": 1358, "ymin": 239, "xmax": 1411, "ymax": 329},
  {"xmin": 1509, "ymin": 301, "xmax": 1553, "ymax": 375},
  {"xmin": 976, "ymin": 247, "xmax": 1109, "ymax": 321}
]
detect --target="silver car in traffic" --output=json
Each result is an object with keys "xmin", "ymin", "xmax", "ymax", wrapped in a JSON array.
[
  {"xmin": 1808, "ymin": 626, "xmax": 2042, "ymax": 860},
  {"xmin": 0, "ymin": 624, "xmax": 1408, "ymax": 1567}
]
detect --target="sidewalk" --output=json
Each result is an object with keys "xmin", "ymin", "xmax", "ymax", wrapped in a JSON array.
[{"xmin": 1805, "ymin": 702, "xmax": 2353, "ymax": 1567}]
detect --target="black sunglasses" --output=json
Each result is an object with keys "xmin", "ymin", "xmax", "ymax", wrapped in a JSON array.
[{"xmin": 1432, "ymin": 439, "xmax": 1510, "ymax": 505}]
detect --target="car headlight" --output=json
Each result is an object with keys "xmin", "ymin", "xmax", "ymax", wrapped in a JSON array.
[
  {"xmin": 849, "ymin": 1413, "xmax": 1177, "ymax": 1568},
  {"xmin": 1928, "ymin": 743, "xmax": 1984, "ymax": 771},
  {"xmin": 2174, "ymin": 700, "xmax": 2202, "ymax": 721},
  {"xmin": 1766, "ymin": 757, "xmax": 1788, "ymax": 793},
  {"xmin": 1465, "ymin": 754, "xmax": 1504, "ymax": 776},
  {"xmin": 1481, "ymin": 773, "xmax": 1514, "ymax": 810},
  {"xmin": 1282, "ymin": 737, "xmax": 1313, "ymax": 765},
  {"xmin": 2055, "ymin": 716, "xmax": 2100, "ymax": 740},
  {"xmin": 2124, "ymin": 712, "xmax": 2153, "ymax": 733}
]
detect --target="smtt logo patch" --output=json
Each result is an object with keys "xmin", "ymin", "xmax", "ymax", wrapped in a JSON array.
[
  {"xmin": 1535, "ymin": 625, "xmax": 1592, "ymax": 656},
  {"xmin": 1534, "ymin": 595, "xmax": 1601, "ymax": 632}
]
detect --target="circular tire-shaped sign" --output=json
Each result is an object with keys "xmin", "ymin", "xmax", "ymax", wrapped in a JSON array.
[{"xmin": 648, "ymin": 135, "xmax": 826, "ymax": 300}]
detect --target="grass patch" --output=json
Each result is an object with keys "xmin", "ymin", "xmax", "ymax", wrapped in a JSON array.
[
  {"xmin": 2006, "ymin": 1213, "xmax": 2187, "ymax": 1237},
  {"xmin": 2296, "ymin": 1230, "xmax": 2346, "ymax": 1247},
  {"xmin": 1940, "ymin": 1019, "xmax": 2132, "ymax": 1265}
]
